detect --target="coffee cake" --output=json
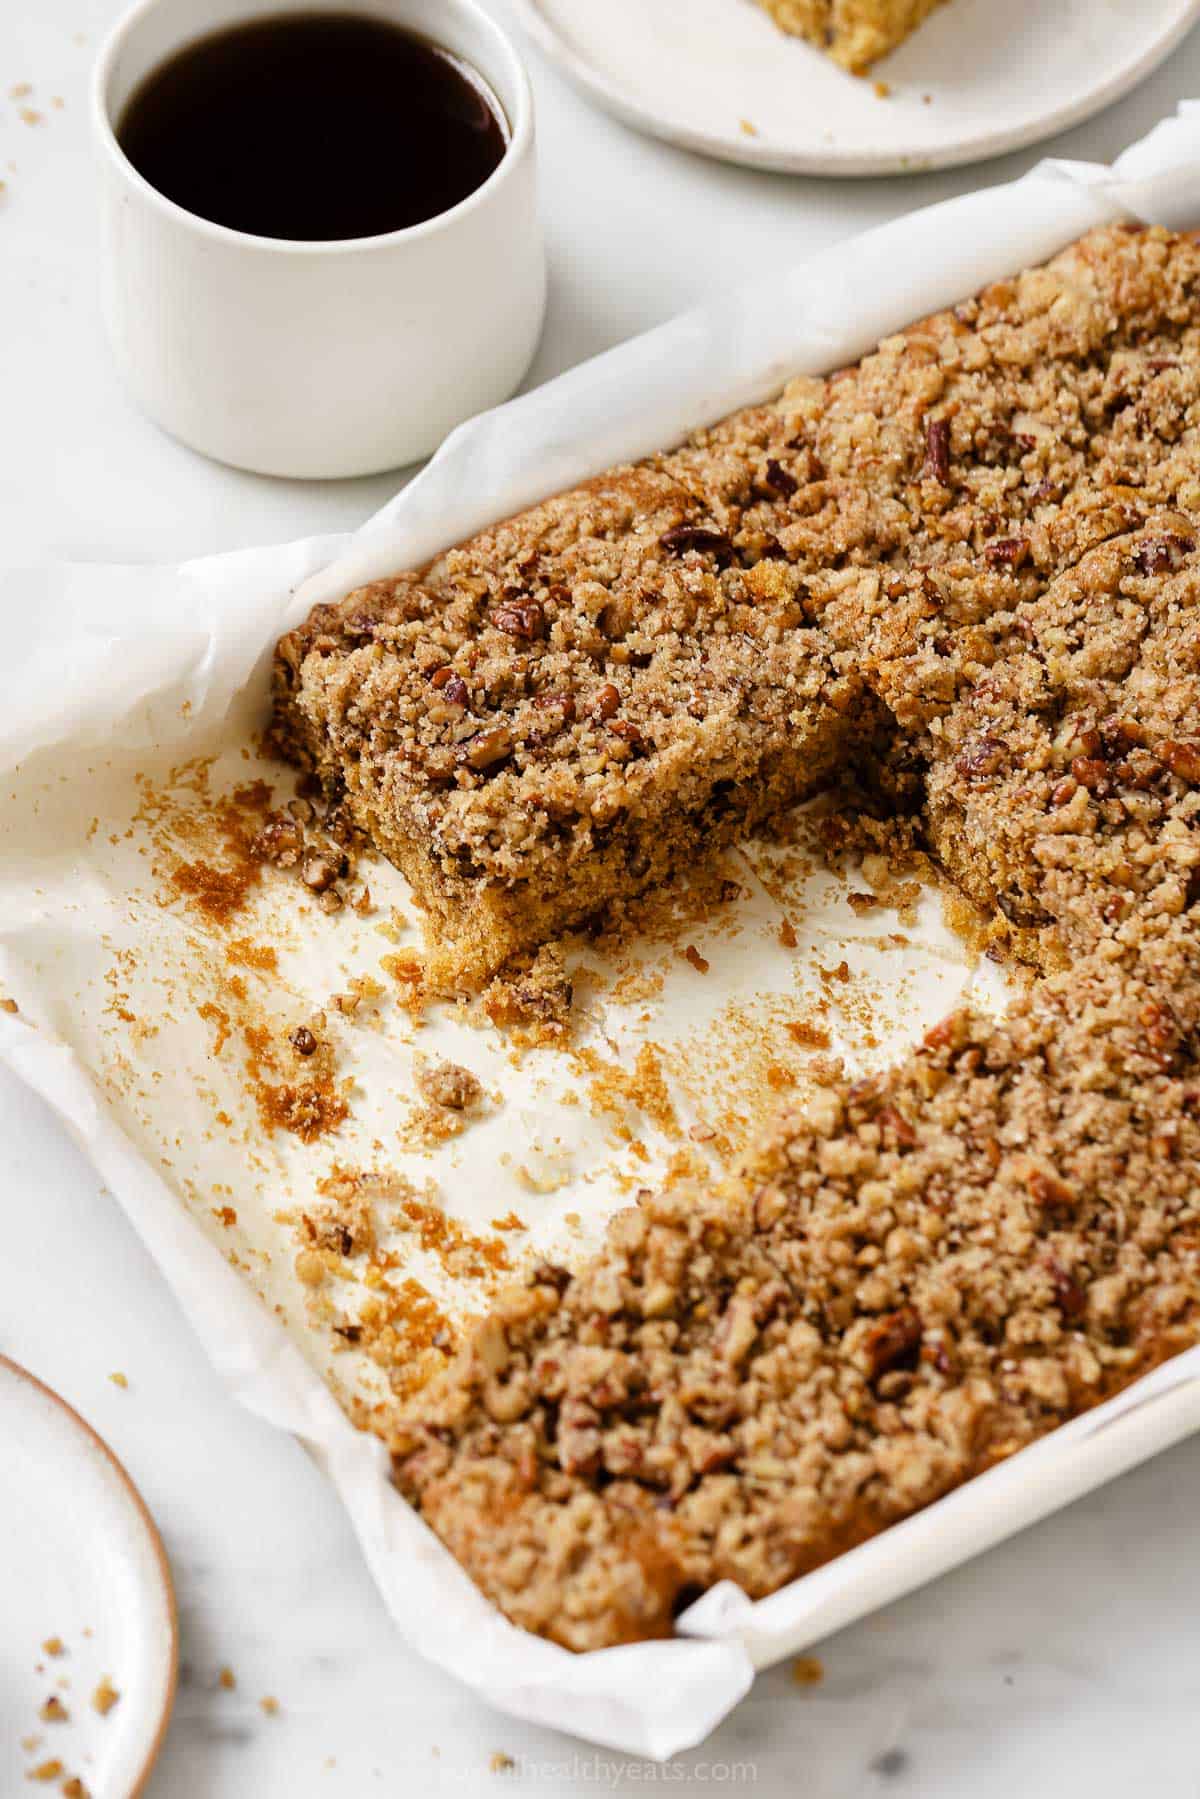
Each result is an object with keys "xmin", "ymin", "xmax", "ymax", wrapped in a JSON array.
[
  {"xmin": 396, "ymin": 950, "xmax": 1200, "ymax": 1648},
  {"xmin": 274, "ymin": 464, "xmax": 874, "ymax": 993},
  {"xmin": 277, "ymin": 221, "xmax": 1200, "ymax": 1648},
  {"xmin": 753, "ymin": 0, "xmax": 949, "ymax": 73}
]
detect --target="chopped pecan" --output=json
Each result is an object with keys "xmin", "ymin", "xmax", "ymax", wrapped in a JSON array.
[
  {"xmin": 877, "ymin": 1105, "xmax": 916, "ymax": 1148},
  {"xmin": 1070, "ymin": 756, "xmax": 1111, "ymax": 794},
  {"xmin": 301, "ymin": 853, "xmax": 338, "ymax": 893},
  {"xmin": 763, "ymin": 458, "xmax": 798, "ymax": 498},
  {"xmin": 983, "ymin": 536, "xmax": 1029, "ymax": 570},
  {"xmin": 1133, "ymin": 533, "xmax": 1194, "ymax": 576},
  {"xmin": 864, "ymin": 1307, "xmax": 922, "ymax": 1381},
  {"xmin": 1159, "ymin": 739, "xmax": 1200, "ymax": 785},
  {"xmin": 461, "ymin": 726, "xmax": 514, "ymax": 771},
  {"xmin": 530, "ymin": 1262, "xmax": 572, "ymax": 1293},
  {"xmin": 534, "ymin": 691, "xmax": 576, "ymax": 725},
  {"xmin": 1026, "ymin": 1167, "xmax": 1075, "ymax": 1218},
  {"xmin": 592, "ymin": 683, "xmax": 621, "ymax": 721},
  {"xmin": 923, "ymin": 417, "xmax": 951, "ymax": 484},
  {"xmin": 1046, "ymin": 1257, "xmax": 1087, "ymax": 1322},
  {"xmin": 492, "ymin": 601, "xmax": 544, "ymax": 640},
  {"xmin": 955, "ymin": 733, "xmax": 1007, "ymax": 782},
  {"xmin": 658, "ymin": 524, "xmax": 735, "ymax": 565},
  {"xmin": 290, "ymin": 1026, "xmax": 318, "ymax": 1057},
  {"xmin": 607, "ymin": 719, "xmax": 647, "ymax": 757}
]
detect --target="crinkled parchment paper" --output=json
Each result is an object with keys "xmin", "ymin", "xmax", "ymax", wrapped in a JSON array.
[{"xmin": 5, "ymin": 107, "xmax": 1200, "ymax": 1759}]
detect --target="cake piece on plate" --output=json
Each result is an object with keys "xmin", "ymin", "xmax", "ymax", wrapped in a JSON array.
[{"xmin": 753, "ymin": 0, "xmax": 949, "ymax": 73}]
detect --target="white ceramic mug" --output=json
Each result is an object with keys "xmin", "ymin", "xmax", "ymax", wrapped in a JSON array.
[{"xmin": 91, "ymin": 0, "xmax": 546, "ymax": 479}]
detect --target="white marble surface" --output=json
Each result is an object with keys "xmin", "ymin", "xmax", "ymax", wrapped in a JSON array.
[{"xmin": 4, "ymin": 2, "xmax": 1200, "ymax": 1793}]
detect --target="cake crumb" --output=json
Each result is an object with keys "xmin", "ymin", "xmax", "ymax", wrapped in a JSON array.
[
  {"xmin": 873, "ymin": 79, "xmax": 891, "ymax": 97},
  {"xmin": 62, "ymin": 1779, "xmax": 90, "ymax": 1798},
  {"xmin": 91, "ymin": 1677, "xmax": 119, "ymax": 1716},
  {"xmin": 415, "ymin": 1056, "xmax": 482, "ymax": 1112},
  {"xmin": 217, "ymin": 1665, "xmax": 236, "ymax": 1691},
  {"xmin": 41, "ymin": 1638, "xmax": 64, "ymax": 1658},
  {"xmin": 489, "ymin": 1752, "xmax": 515, "ymax": 1773},
  {"xmin": 739, "ymin": 117, "xmax": 758, "ymax": 136},
  {"xmin": 39, "ymin": 1698, "xmax": 67, "ymax": 1724},
  {"xmin": 260, "ymin": 1695, "xmax": 280, "ymax": 1715},
  {"xmin": 792, "ymin": 1654, "xmax": 824, "ymax": 1685},
  {"xmin": 27, "ymin": 1763, "xmax": 63, "ymax": 1785},
  {"xmin": 108, "ymin": 1372, "xmax": 128, "ymax": 1390}
]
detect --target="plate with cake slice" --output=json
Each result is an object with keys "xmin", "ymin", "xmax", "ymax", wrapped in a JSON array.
[{"xmin": 512, "ymin": 0, "xmax": 1200, "ymax": 174}]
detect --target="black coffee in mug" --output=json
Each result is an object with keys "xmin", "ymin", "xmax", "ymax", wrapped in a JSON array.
[{"xmin": 117, "ymin": 12, "xmax": 508, "ymax": 241}]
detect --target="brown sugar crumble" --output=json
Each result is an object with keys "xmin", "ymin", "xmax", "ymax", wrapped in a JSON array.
[{"xmin": 273, "ymin": 222, "xmax": 1200, "ymax": 1650}]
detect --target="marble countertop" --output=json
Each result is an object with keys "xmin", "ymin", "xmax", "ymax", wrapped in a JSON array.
[{"xmin": 4, "ymin": 2, "xmax": 1200, "ymax": 1792}]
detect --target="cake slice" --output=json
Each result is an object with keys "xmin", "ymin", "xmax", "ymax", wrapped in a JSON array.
[
  {"xmin": 274, "ymin": 460, "xmax": 874, "ymax": 994},
  {"xmin": 753, "ymin": 0, "xmax": 949, "ymax": 73},
  {"xmin": 395, "ymin": 948, "xmax": 1200, "ymax": 1649}
]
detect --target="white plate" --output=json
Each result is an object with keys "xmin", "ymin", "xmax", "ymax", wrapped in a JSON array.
[
  {"xmin": 0, "ymin": 1359, "xmax": 177, "ymax": 1798},
  {"xmin": 513, "ymin": 0, "xmax": 1200, "ymax": 175}
]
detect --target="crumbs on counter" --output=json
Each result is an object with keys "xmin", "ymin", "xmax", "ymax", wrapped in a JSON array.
[
  {"xmin": 217, "ymin": 1665, "xmax": 236, "ymax": 1692},
  {"xmin": 792, "ymin": 1654, "xmax": 824, "ymax": 1686},
  {"xmin": 37, "ymin": 1698, "xmax": 67, "ymax": 1724},
  {"xmin": 41, "ymin": 1638, "xmax": 64, "ymax": 1658},
  {"xmin": 260, "ymin": 1695, "xmax": 280, "ymax": 1715},
  {"xmin": 489, "ymin": 1752, "xmax": 516, "ymax": 1774},
  {"xmin": 107, "ymin": 1372, "xmax": 128, "ymax": 1390}
]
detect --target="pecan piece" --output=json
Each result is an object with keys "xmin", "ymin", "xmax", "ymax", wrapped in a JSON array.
[
  {"xmin": 983, "ymin": 536, "xmax": 1029, "ymax": 570},
  {"xmin": 658, "ymin": 524, "xmax": 735, "ymax": 565},
  {"xmin": 1046, "ymin": 1257, "xmax": 1087, "ymax": 1322},
  {"xmin": 923, "ymin": 417, "xmax": 951, "ymax": 484},
  {"xmin": 492, "ymin": 600, "xmax": 544, "ymax": 639},
  {"xmin": 534, "ymin": 691, "xmax": 576, "ymax": 725},
  {"xmin": 864, "ymin": 1307, "xmax": 922, "ymax": 1381},
  {"xmin": 763, "ymin": 457, "xmax": 798, "ymax": 498},
  {"xmin": 1026, "ymin": 1167, "xmax": 1075, "ymax": 1218},
  {"xmin": 1159, "ymin": 739, "xmax": 1200, "ymax": 785},
  {"xmin": 301, "ymin": 853, "xmax": 338, "ymax": 893},
  {"xmin": 290, "ymin": 1026, "xmax": 318, "ymax": 1057},
  {"xmin": 1133, "ymin": 533, "xmax": 1195, "ymax": 576},
  {"xmin": 607, "ymin": 719, "xmax": 647, "ymax": 758},
  {"xmin": 1070, "ymin": 756, "xmax": 1111, "ymax": 794},
  {"xmin": 955, "ymin": 733, "xmax": 1007, "ymax": 782},
  {"xmin": 592, "ymin": 682, "xmax": 621, "ymax": 721},
  {"xmin": 877, "ymin": 1105, "xmax": 916, "ymax": 1148},
  {"xmin": 461, "ymin": 726, "xmax": 514, "ymax": 771}
]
